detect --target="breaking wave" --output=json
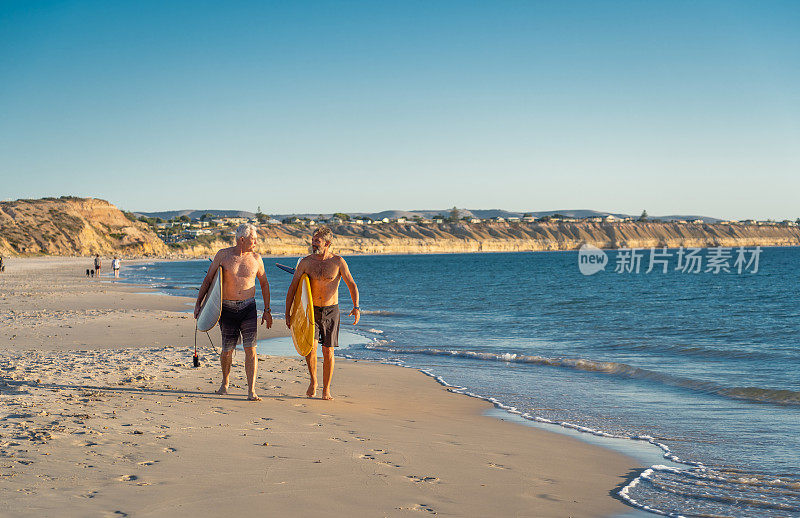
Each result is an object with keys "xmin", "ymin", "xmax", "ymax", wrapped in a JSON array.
[
  {"xmin": 363, "ymin": 344, "xmax": 800, "ymax": 406},
  {"xmin": 360, "ymin": 310, "xmax": 401, "ymax": 316}
]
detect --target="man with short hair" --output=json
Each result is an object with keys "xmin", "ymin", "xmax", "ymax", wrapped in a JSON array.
[
  {"xmin": 285, "ymin": 226, "xmax": 359, "ymax": 400},
  {"xmin": 195, "ymin": 223, "xmax": 272, "ymax": 401}
]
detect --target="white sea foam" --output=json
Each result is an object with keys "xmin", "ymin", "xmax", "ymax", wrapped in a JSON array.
[
  {"xmin": 363, "ymin": 344, "xmax": 800, "ymax": 406},
  {"xmin": 360, "ymin": 310, "xmax": 399, "ymax": 316}
]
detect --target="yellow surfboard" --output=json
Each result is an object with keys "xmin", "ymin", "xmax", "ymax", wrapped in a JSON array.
[{"xmin": 289, "ymin": 274, "xmax": 315, "ymax": 356}]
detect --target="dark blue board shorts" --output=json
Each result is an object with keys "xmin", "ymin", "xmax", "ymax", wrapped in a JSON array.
[
  {"xmin": 314, "ymin": 305, "xmax": 340, "ymax": 348},
  {"xmin": 220, "ymin": 298, "xmax": 257, "ymax": 351}
]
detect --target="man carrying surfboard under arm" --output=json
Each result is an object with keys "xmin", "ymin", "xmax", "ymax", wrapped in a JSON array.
[
  {"xmin": 195, "ymin": 223, "xmax": 272, "ymax": 401},
  {"xmin": 285, "ymin": 226, "xmax": 360, "ymax": 400}
]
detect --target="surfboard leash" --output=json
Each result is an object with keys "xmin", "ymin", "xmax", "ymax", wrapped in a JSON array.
[
  {"xmin": 205, "ymin": 330, "xmax": 219, "ymax": 354},
  {"xmin": 193, "ymin": 327, "xmax": 220, "ymax": 367},
  {"xmin": 193, "ymin": 327, "xmax": 200, "ymax": 367}
]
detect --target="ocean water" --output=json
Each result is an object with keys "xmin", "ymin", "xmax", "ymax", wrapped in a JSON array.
[{"xmin": 118, "ymin": 248, "xmax": 800, "ymax": 517}]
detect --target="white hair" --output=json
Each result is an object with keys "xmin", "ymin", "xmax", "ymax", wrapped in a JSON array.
[{"xmin": 235, "ymin": 223, "xmax": 257, "ymax": 241}]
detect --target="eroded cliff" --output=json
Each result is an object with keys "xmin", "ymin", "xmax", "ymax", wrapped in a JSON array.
[
  {"xmin": 3, "ymin": 197, "xmax": 799, "ymax": 258},
  {"xmin": 0, "ymin": 197, "xmax": 169, "ymax": 256},
  {"xmin": 171, "ymin": 220, "xmax": 800, "ymax": 257}
]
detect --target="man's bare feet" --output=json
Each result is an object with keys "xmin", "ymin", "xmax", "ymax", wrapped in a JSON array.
[
  {"xmin": 247, "ymin": 393, "xmax": 262, "ymax": 402},
  {"xmin": 306, "ymin": 381, "xmax": 317, "ymax": 398},
  {"xmin": 321, "ymin": 391, "xmax": 334, "ymax": 401},
  {"xmin": 215, "ymin": 386, "xmax": 229, "ymax": 395}
]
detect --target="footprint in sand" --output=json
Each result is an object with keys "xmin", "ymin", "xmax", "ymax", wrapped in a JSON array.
[
  {"xmin": 536, "ymin": 493, "xmax": 562, "ymax": 502},
  {"xmin": 395, "ymin": 503, "xmax": 437, "ymax": 514},
  {"xmin": 372, "ymin": 449, "xmax": 401, "ymax": 466},
  {"xmin": 137, "ymin": 461, "xmax": 158, "ymax": 466},
  {"xmin": 360, "ymin": 452, "xmax": 402, "ymax": 468},
  {"xmin": 406, "ymin": 475, "xmax": 440, "ymax": 484},
  {"xmin": 347, "ymin": 431, "xmax": 367, "ymax": 442},
  {"xmin": 488, "ymin": 462, "xmax": 509, "ymax": 470},
  {"xmin": 162, "ymin": 447, "xmax": 177, "ymax": 453},
  {"xmin": 118, "ymin": 475, "xmax": 138, "ymax": 482}
]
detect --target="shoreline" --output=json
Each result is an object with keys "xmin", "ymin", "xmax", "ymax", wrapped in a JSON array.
[{"xmin": 1, "ymin": 257, "xmax": 642, "ymax": 517}]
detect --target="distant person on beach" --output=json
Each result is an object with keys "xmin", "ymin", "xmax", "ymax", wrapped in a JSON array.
[
  {"xmin": 195, "ymin": 223, "xmax": 272, "ymax": 401},
  {"xmin": 112, "ymin": 256, "xmax": 121, "ymax": 278},
  {"xmin": 0, "ymin": 256, "xmax": 4, "ymax": 273},
  {"xmin": 285, "ymin": 226, "xmax": 360, "ymax": 400},
  {"xmin": 94, "ymin": 254, "xmax": 101, "ymax": 278}
]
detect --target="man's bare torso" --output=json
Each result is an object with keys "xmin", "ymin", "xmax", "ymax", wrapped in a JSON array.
[
  {"xmin": 302, "ymin": 255, "xmax": 342, "ymax": 306},
  {"xmin": 218, "ymin": 247, "xmax": 262, "ymax": 300}
]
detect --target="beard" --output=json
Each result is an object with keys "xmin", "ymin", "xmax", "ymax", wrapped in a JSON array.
[{"xmin": 312, "ymin": 244, "xmax": 325, "ymax": 255}]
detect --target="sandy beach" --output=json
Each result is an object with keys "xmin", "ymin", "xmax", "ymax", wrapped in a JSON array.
[{"xmin": 0, "ymin": 257, "xmax": 640, "ymax": 517}]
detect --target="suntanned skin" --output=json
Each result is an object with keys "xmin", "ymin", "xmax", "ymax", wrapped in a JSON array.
[
  {"xmin": 195, "ymin": 231, "xmax": 272, "ymax": 401},
  {"xmin": 285, "ymin": 233, "xmax": 359, "ymax": 400}
]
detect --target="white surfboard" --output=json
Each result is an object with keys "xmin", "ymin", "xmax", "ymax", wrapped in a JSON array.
[{"xmin": 196, "ymin": 266, "xmax": 223, "ymax": 332}]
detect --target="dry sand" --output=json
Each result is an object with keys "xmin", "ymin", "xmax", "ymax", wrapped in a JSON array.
[{"xmin": 0, "ymin": 257, "xmax": 641, "ymax": 517}]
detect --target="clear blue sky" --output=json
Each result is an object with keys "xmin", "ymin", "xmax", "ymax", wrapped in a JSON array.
[{"xmin": 1, "ymin": 1, "xmax": 798, "ymax": 219}]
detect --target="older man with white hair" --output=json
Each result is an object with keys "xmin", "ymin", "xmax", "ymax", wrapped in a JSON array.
[{"xmin": 195, "ymin": 223, "xmax": 272, "ymax": 401}]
